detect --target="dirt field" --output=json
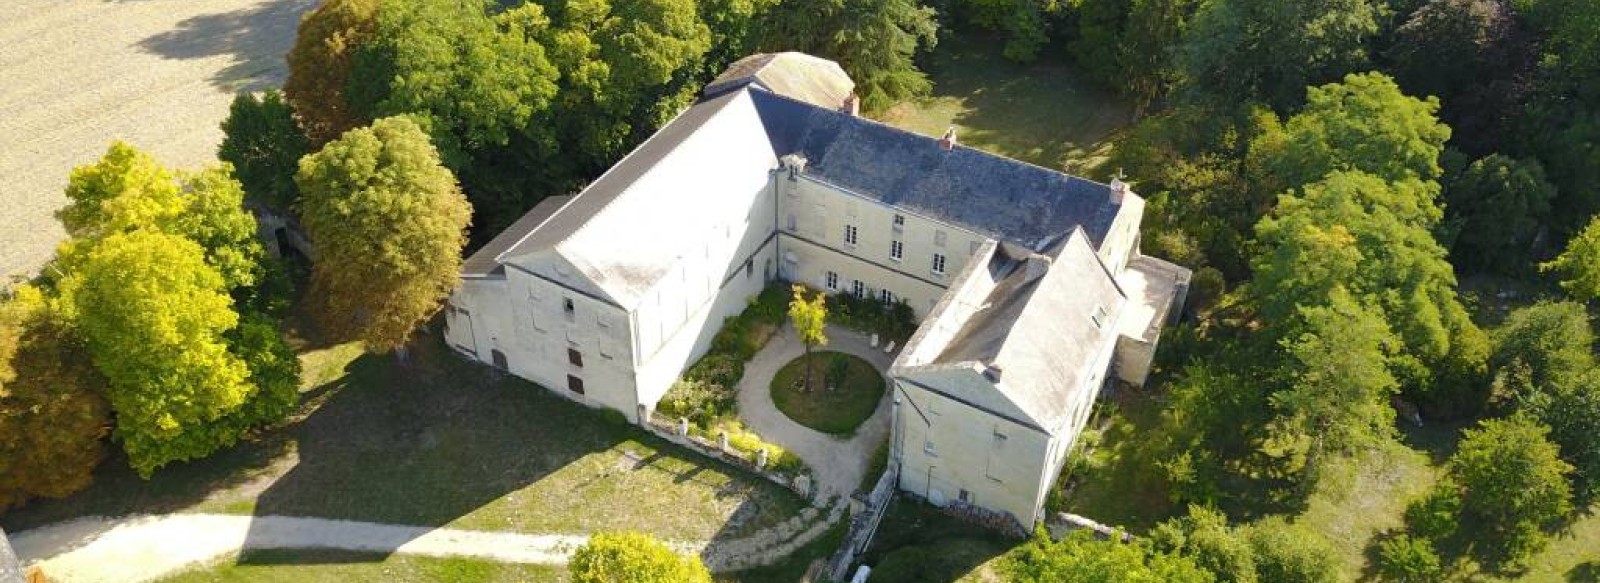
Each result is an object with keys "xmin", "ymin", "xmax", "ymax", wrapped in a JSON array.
[{"xmin": 0, "ymin": 0, "xmax": 314, "ymax": 280}]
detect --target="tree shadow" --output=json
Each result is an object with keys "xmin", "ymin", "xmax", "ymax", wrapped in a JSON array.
[
  {"xmin": 134, "ymin": 0, "xmax": 316, "ymax": 93},
  {"xmin": 1570, "ymin": 561, "xmax": 1600, "ymax": 583}
]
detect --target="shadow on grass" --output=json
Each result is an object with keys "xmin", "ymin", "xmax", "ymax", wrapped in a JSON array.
[
  {"xmin": 857, "ymin": 498, "xmax": 1019, "ymax": 583},
  {"xmin": 1570, "ymin": 561, "xmax": 1600, "ymax": 583},
  {"xmin": 135, "ymin": 0, "xmax": 316, "ymax": 92}
]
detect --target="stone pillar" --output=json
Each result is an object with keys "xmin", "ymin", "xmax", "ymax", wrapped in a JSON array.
[
  {"xmin": 756, "ymin": 448, "xmax": 768, "ymax": 469},
  {"xmin": 718, "ymin": 431, "xmax": 730, "ymax": 453},
  {"xmin": 794, "ymin": 474, "xmax": 812, "ymax": 499},
  {"xmin": 677, "ymin": 417, "xmax": 689, "ymax": 437}
]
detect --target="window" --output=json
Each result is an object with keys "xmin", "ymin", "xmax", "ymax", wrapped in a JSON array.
[
  {"xmin": 932, "ymin": 253, "xmax": 947, "ymax": 275},
  {"xmin": 924, "ymin": 439, "xmax": 937, "ymax": 456},
  {"xmin": 892, "ymin": 214, "xmax": 905, "ymax": 231},
  {"xmin": 879, "ymin": 288, "xmax": 895, "ymax": 304},
  {"xmin": 563, "ymin": 297, "xmax": 575, "ymax": 316},
  {"xmin": 825, "ymin": 271, "xmax": 839, "ymax": 291},
  {"xmin": 787, "ymin": 213, "xmax": 798, "ymax": 231},
  {"xmin": 890, "ymin": 240, "xmax": 903, "ymax": 261},
  {"xmin": 744, "ymin": 258, "xmax": 754, "ymax": 278},
  {"xmin": 567, "ymin": 348, "xmax": 583, "ymax": 368},
  {"xmin": 844, "ymin": 224, "xmax": 858, "ymax": 246},
  {"xmin": 852, "ymin": 280, "xmax": 866, "ymax": 298},
  {"xmin": 934, "ymin": 230, "xmax": 947, "ymax": 247},
  {"xmin": 959, "ymin": 489, "xmax": 972, "ymax": 504},
  {"xmin": 567, "ymin": 374, "xmax": 585, "ymax": 394},
  {"xmin": 1090, "ymin": 305, "xmax": 1109, "ymax": 329}
]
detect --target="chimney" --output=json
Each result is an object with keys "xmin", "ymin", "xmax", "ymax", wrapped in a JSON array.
[
  {"xmin": 780, "ymin": 153, "xmax": 808, "ymax": 180},
  {"xmin": 939, "ymin": 127, "xmax": 957, "ymax": 151},
  {"xmin": 1109, "ymin": 177, "xmax": 1130, "ymax": 205},
  {"xmin": 842, "ymin": 93, "xmax": 860, "ymax": 117},
  {"xmin": 983, "ymin": 364, "xmax": 1004, "ymax": 383},
  {"xmin": 1023, "ymin": 254, "xmax": 1052, "ymax": 282}
]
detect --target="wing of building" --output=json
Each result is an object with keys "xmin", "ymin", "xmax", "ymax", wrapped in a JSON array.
[{"xmin": 444, "ymin": 51, "xmax": 1190, "ymax": 528}]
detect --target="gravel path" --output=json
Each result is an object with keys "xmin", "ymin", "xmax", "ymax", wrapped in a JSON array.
[
  {"xmin": 737, "ymin": 324, "xmax": 896, "ymax": 499},
  {"xmin": 0, "ymin": 0, "xmax": 314, "ymax": 279},
  {"xmin": 11, "ymin": 508, "xmax": 847, "ymax": 583}
]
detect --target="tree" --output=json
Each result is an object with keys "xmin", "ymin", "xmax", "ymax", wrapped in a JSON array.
[
  {"xmin": 1006, "ymin": 528, "xmax": 1215, "ymax": 583},
  {"xmin": 1149, "ymin": 506, "xmax": 1258, "ymax": 583},
  {"xmin": 56, "ymin": 142, "xmax": 264, "ymax": 292},
  {"xmin": 787, "ymin": 284, "xmax": 828, "ymax": 390},
  {"xmin": 283, "ymin": 0, "xmax": 380, "ymax": 145},
  {"xmin": 295, "ymin": 116, "xmax": 471, "ymax": 352},
  {"xmin": 1242, "ymin": 518, "xmax": 1342, "ymax": 583},
  {"xmin": 1387, "ymin": 0, "xmax": 1514, "ymax": 106},
  {"xmin": 1444, "ymin": 154, "xmax": 1554, "ymax": 274},
  {"xmin": 1541, "ymin": 215, "xmax": 1600, "ymax": 301},
  {"xmin": 1448, "ymin": 415, "xmax": 1573, "ymax": 566},
  {"xmin": 1248, "ymin": 72, "xmax": 1452, "ymax": 193},
  {"xmin": 1177, "ymin": 0, "xmax": 1379, "ymax": 110},
  {"xmin": 1376, "ymin": 534, "xmax": 1444, "ymax": 582},
  {"xmin": 218, "ymin": 90, "xmax": 311, "ymax": 215},
  {"xmin": 1269, "ymin": 288, "xmax": 1399, "ymax": 465},
  {"xmin": 59, "ymin": 231, "xmax": 254, "ymax": 476},
  {"xmin": 0, "ymin": 285, "xmax": 111, "ymax": 510},
  {"xmin": 568, "ymin": 531, "xmax": 711, "ymax": 583},
  {"xmin": 1067, "ymin": 0, "xmax": 1194, "ymax": 118},
  {"xmin": 1490, "ymin": 301, "xmax": 1592, "ymax": 396},
  {"xmin": 761, "ymin": 0, "xmax": 939, "ymax": 111}
]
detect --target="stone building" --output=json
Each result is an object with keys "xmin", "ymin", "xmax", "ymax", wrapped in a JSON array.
[{"xmin": 444, "ymin": 52, "xmax": 1189, "ymax": 527}]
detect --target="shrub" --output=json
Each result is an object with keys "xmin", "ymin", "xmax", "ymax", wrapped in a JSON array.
[
  {"xmin": 1404, "ymin": 481, "xmax": 1462, "ymax": 542},
  {"xmin": 825, "ymin": 292, "xmax": 919, "ymax": 343},
  {"xmin": 569, "ymin": 531, "xmax": 711, "ymax": 583},
  {"xmin": 1377, "ymin": 534, "xmax": 1443, "ymax": 582},
  {"xmin": 1245, "ymin": 518, "xmax": 1342, "ymax": 583}
]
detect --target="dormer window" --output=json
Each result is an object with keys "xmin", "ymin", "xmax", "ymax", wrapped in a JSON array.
[{"xmin": 892, "ymin": 214, "xmax": 905, "ymax": 232}]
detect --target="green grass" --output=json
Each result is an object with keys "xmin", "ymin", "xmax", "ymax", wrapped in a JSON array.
[
  {"xmin": 717, "ymin": 518, "xmax": 849, "ymax": 583},
  {"xmin": 770, "ymin": 352, "xmax": 886, "ymax": 436},
  {"xmin": 877, "ymin": 33, "xmax": 1132, "ymax": 177},
  {"xmin": 155, "ymin": 549, "xmax": 565, "ymax": 583},
  {"xmin": 859, "ymin": 498, "xmax": 1021, "ymax": 583},
  {"xmin": 2, "ymin": 328, "xmax": 805, "ymax": 545},
  {"xmin": 1060, "ymin": 388, "xmax": 1181, "ymax": 531}
]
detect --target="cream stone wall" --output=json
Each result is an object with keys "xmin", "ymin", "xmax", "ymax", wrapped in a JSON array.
[{"xmin": 775, "ymin": 175, "xmax": 989, "ymax": 317}]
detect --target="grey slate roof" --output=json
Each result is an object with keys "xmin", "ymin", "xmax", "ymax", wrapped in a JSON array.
[
  {"xmin": 748, "ymin": 90, "xmax": 1124, "ymax": 251},
  {"xmin": 463, "ymin": 194, "xmax": 572, "ymax": 278},
  {"xmin": 933, "ymin": 229, "xmax": 1127, "ymax": 433}
]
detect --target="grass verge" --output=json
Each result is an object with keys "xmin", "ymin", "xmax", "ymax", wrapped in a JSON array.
[
  {"xmin": 770, "ymin": 352, "xmax": 885, "ymax": 436},
  {"xmin": 155, "ymin": 549, "xmax": 565, "ymax": 583}
]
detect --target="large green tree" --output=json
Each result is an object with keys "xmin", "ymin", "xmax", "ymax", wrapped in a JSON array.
[
  {"xmin": 761, "ymin": 0, "xmax": 939, "ymax": 111},
  {"xmin": 1269, "ymin": 288, "xmax": 1400, "ymax": 464},
  {"xmin": 568, "ymin": 531, "xmax": 712, "ymax": 583},
  {"xmin": 283, "ymin": 0, "xmax": 380, "ymax": 145},
  {"xmin": 295, "ymin": 116, "xmax": 471, "ymax": 352},
  {"xmin": 1541, "ymin": 215, "xmax": 1600, "ymax": 301},
  {"xmin": 60, "ymin": 231, "xmax": 255, "ymax": 476},
  {"xmin": 0, "ymin": 285, "xmax": 111, "ymax": 510},
  {"xmin": 1443, "ymin": 154, "xmax": 1554, "ymax": 274},
  {"xmin": 1447, "ymin": 415, "xmax": 1573, "ymax": 566},
  {"xmin": 1491, "ymin": 301, "xmax": 1592, "ymax": 395},
  {"xmin": 1006, "ymin": 528, "xmax": 1215, "ymax": 583},
  {"xmin": 1177, "ymin": 0, "xmax": 1379, "ymax": 110},
  {"xmin": 219, "ymin": 90, "xmax": 311, "ymax": 215}
]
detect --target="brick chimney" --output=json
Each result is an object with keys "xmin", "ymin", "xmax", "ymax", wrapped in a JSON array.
[{"xmin": 939, "ymin": 127, "xmax": 957, "ymax": 151}]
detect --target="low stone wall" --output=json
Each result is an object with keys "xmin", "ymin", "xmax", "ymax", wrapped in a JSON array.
[
  {"xmin": 1047, "ymin": 512, "xmax": 1132, "ymax": 542},
  {"xmin": 825, "ymin": 462, "xmax": 898, "ymax": 581},
  {"xmin": 641, "ymin": 417, "xmax": 819, "ymax": 505}
]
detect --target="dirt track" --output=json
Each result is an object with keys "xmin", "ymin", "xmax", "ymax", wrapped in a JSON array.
[{"xmin": 0, "ymin": 0, "xmax": 315, "ymax": 279}]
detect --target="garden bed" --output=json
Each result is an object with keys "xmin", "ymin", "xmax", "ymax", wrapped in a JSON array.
[{"xmin": 770, "ymin": 352, "xmax": 886, "ymax": 436}]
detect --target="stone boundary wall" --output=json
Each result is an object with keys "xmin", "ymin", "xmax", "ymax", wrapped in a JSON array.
[
  {"xmin": 825, "ymin": 462, "xmax": 899, "ymax": 581},
  {"xmin": 641, "ymin": 417, "xmax": 819, "ymax": 505}
]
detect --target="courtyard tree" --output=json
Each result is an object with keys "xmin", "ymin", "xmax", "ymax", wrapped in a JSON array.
[
  {"xmin": 788, "ymin": 284, "xmax": 828, "ymax": 391},
  {"xmin": 1447, "ymin": 415, "xmax": 1574, "ymax": 566},
  {"xmin": 283, "ymin": 0, "xmax": 380, "ymax": 145},
  {"xmin": 568, "ymin": 531, "xmax": 712, "ymax": 583},
  {"xmin": 0, "ymin": 285, "xmax": 111, "ymax": 510},
  {"xmin": 59, "ymin": 231, "xmax": 255, "ymax": 476},
  {"xmin": 295, "ymin": 116, "xmax": 471, "ymax": 353},
  {"xmin": 218, "ymin": 90, "xmax": 310, "ymax": 215},
  {"xmin": 1541, "ymin": 215, "xmax": 1600, "ymax": 301}
]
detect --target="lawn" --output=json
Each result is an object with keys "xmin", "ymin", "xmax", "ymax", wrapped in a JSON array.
[
  {"xmin": 876, "ymin": 33, "xmax": 1132, "ymax": 177},
  {"xmin": 156, "ymin": 550, "xmax": 566, "ymax": 583},
  {"xmin": 1, "ymin": 324, "xmax": 806, "ymax": 550},
  {"xmin": 858, "ymin": 498, "xmax": 1021, "ymax": 583},
  {"xmin": 770, "ymin": 352, "xmax": 886, "ymax": 436}
]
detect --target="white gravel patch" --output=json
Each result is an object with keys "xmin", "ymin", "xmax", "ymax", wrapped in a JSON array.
[{"xmin": 0, "ymin": 0, "xmax": 313, "ymax": 279}]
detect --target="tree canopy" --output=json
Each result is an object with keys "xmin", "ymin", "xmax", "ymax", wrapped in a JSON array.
[
  {"xmin": 295, "ymin": 116, "xmax": 471, "ymax": 352},
  {"xmin": 283, "ymin": 0, "xmax": 380, "ymax": 145},
  {"xmin": 1177, "ymin": 0, "xmax": 1379, "ymax": 110},
  {"xmin": 1006, "ymin": 528, "xmax": 1215, "ymax": 583},
  {"xmin": 1447, "ymin": 415, "xmax": 1573, "ymax": 566},
  {"xmin": 568, "ymin": 531, "xmax": 712, "ymax": 583},
  {"xmin": 761, "ymin": 0, "xmax": 939, "ymax": 111},
  {"xmin": 1541, "ymin": 215, "xmax": 1600, "ymax": 301},
  {"xmin": 219, "ymin": 90, "xmax": 310, "ymax": 215}
]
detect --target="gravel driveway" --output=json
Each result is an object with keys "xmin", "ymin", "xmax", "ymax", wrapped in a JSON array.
[{"xmin": 737, "ymin": 324, "xmax": 896, "ymax": 500}]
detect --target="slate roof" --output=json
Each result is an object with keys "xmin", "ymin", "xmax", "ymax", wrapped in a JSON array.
[
  {"xmin": 0, "ymin": 528, "xmax": 20, "ymax": 583},
  {"xmin": 928, "ymin": 229, "xmax": 1127, "ymax": 433},
  {"xmin": 463, "ymin": 195, "xmax": 571, "ymax": 278},
  {"xmin": 748, "ymin": 89, "xmax": 1124, "ymax": 251}
]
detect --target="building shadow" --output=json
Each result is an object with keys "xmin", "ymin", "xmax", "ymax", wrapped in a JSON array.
[{"xmin": 135, "ymin": 0, "xmax": 316, "ymax": 93}]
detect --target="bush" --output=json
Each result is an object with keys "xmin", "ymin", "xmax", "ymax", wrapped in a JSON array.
[
  {"xmin": 825, "ymin": 292, "xmax": 918, "ymax": 343},
  {"xmin": 1404, "ymin": 482, "xmax": 1462, "ymax": 542},
  {"xmin": 1244, "ymin": 518, "xmax": 1342, "ymax": 583},
  {"xmin": 715, "ymin": 419, "xmax": 802, "ymax": 476},
  {"xmin": 569, "ymin": 531, "xmax": 711, "ymax": 583},
  {"xmin": 1377, "ymin": 534, "xmax": 1443, "ymax": 582}
]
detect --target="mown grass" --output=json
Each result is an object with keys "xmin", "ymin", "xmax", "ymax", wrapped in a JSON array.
[
  {"xmin": 2, "ymin": 327, "xmax": 805, "ymax": 546},
  {"xmin": 877, "ymin": 33, "xmax": 1132, "ymax": 177},
  {"xmin": 770, "ymin": 352, "xmax": 886, "ymax": 436},
  {"xmin": 155, "ymin": 550, "xmax": 566, "ymax": 583}
]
